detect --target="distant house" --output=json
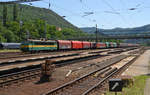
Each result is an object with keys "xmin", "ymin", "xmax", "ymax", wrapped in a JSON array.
[{"xmin": 56, "ymin": 27, "xmax": 62, "ymax": 31}]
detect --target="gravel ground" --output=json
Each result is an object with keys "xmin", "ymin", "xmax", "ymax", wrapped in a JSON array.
[
  {"xmin": 111, "ymin": 56, "xmax": 135, "ymax": 69},
  {"xmin": 0, "ymin": 53, "xmax": 121, "ymax": 95},
  {"xmin": 0, "ymin": 49, "xmax": 110, "ymax": 63},
  {"xmin": 0, "ymin": 48, "xmax": 138, "ymax": 95},
  {"xmin": 122, "ymin": 50, "xmax": 150, "ymax": 76}
]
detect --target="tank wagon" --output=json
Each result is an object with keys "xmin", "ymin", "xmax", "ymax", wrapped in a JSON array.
[
  {"xmin": 0, "ymin": 43, "xmax": 21, "ymax": 49},
  {"xmin": 20, "ymin": 39, "xmax": 139, "ymax": 52}
]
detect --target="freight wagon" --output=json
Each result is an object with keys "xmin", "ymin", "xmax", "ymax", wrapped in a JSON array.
[
  {"xmin": 71, "ymin": 41, "xmax": 83, "ymax": 49},
  {"xmin": 96, "ymin": 42, "xmax": 106, "ymax": 48},
  {"xmin": 0, "ymin": 43, "xmax": 21, "ymax": 49},
  {"xmin": 82, "ymin": 41, "xmax": 91, "ymax": 49},
  {"xmin": 57, "ymin": 40, "xmax": 71, "ymax": 50},
  {"xmin": 91, "ymin": 42, "xmax": 96, "ymax": 49}
]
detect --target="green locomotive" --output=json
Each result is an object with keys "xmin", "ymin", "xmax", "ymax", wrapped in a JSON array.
[{"xmin": 21, "ymin": 39, "xmax": 57, "ymax": 52}]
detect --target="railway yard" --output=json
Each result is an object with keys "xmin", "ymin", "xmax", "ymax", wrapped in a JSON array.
[
  {"xmin": 0, "ymin": 0, "xmax": 150, "ymax": 94},
  {"xmin": 0, "ymin": 47, "xmax": 149, "ymax": 95}
]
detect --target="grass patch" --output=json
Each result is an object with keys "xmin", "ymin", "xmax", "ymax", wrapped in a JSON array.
[
  {"xmin": 149, "ymin": 60, "xmax": 150, "ymax": 71},
  {"xmin": 106, "ymin": 75, "xmax": 150, "ymax": 95},
  {"xmin": 0, "ymin": 49, "xmax": 20, "ymax": 53}
]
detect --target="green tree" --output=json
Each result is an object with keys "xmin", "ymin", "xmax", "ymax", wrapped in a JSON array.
[
  {"xmin": 47, "ymin": 25, "xmax": 56, "ymax": 39},
  {"xmin": 0, "ymin": 35, "xmax": 6, "ymax": 42},
  {"xmin": 13, "ymin": 4, "xmax": 18, "ymax": 21},
  {"xmin": 2, "ymin": 30, "xmax": 16, "ymax": 42},
  {"xmin": 61, "ymin": 28, "xmax": 77, "ymax": 39},
  {"xmin": 6, "ymin": 21, "xmax": 20, "ymax": 35},
  {"xmin": 3, "ymin": 4, "xmax": 8, "ymax": 26}
]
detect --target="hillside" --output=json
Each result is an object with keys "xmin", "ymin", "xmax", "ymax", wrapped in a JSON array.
[
  {"xmin": 0, "ymin": 4, "xmax": 80, "ymax": 31},
  {"xmin": 0, "ymin": 4, "xmax": 91, "ymax": 42},
  {"xmin": 81, "ymin": 25, "xmax": 150, "ymax": 45},
  {"xmin": 80, "ymin": 24, "xmax": 150, "ymax": 36},
  {"xmin": 79, "ymin": 27, "xmax": 106, "ymax": 36}
]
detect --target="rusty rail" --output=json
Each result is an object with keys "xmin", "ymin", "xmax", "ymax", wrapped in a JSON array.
[
  {"xmin": 42, "ymin": 55, "xmax": 128, "ymax": 95},
  {"xmin": 0, "ymin": 68, "xmax": 41, "ymax": 87},
  {"xmin": 82, "ymin": 55, "xmax": 139, "ymax": 95}
]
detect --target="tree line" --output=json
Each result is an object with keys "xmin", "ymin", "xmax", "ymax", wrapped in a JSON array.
[{"xmin": 0, "ymin": 19, "xmax": 88, "ymax": 42}]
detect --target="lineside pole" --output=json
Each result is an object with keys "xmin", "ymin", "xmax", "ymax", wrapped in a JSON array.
[
  {"xmin": 96, "ymin": 24, "xmax": 98, "ymax": 43},
  {"xmin": 44, "ymin": 21, "xmax": 47, "ymax": 40}
]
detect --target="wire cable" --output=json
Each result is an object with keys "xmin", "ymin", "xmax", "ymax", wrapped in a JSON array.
[
  {"xmin": 101, "ymin": 0, "xmax": 133, "ymax": 26},
  {"xmin": 119, "ymin": 0, "xmax": 136, "ymax": 26}
]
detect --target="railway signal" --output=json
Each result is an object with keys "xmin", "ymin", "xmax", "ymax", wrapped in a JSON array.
[{"xmin": 109, "ymin": 78, "xmax": 123, "ymax": 95}]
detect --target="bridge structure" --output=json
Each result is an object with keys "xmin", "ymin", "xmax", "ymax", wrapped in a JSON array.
[{"xmin": 67, "ymin": 34, "xmax": 150, "ymax": 41}]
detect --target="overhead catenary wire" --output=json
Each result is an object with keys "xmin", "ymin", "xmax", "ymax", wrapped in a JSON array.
[
  {"xmin": 48, "ymin": 0, "xmax": 50, "ymax": 9},
  {"xmin": 77, "ymin": 0, "xmax": 94, "ymax": 12},
  {"xmin": 80, "ymin": 0, "xmax": 131, "ymax": 28},
  {"xmin": 37, "ymin": 0, "xmax": 118, "ymax": 28},
  {"xmin": 76, "ymin": 0, "xmax": 115, "ymax": 27},
  {"xmin": 35, "ymin": 0, "xmax": 148, "ymax": 29},
  {"xmin": 118, "ymin": 0, "xmax": 137, "ymax": 26},
  {"xmin": 101, "ymin": 0, "xmax": 133, "ymax": 26},
  {"xmin": 78, "ymin": 0, "xmax": 144, "ymax": 28},
  {"xmin": 41, "ymin": 0, "xmax": 98, "ymax": 27}
]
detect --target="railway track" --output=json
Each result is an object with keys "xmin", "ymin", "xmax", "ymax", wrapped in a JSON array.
[
  {"xmin": 0, "ymin": 68, "xmax": 41, "ymax": 88},
  {"xmin": 0, "ymin": 48, "xmax": 125, "ymax": 68},
  {"xmin": 81, "ymin": 56, "xmax": 139, "ymax": 95},
  {"xmin": 0, "ymin": 47, "xmax": 140, "ymax": 76},
  {"xmin": 0, "ymin": 52, "xmax": 80, "ymax": 66},
  {"xmin": 0, "ymin": 50, "xmax": 84, "ymax": 59},
  {"xmin": 0, "ymin": 54, "xmax": 126, "ymax": 88},
  {"xmin": 0, "ymin": 47, "xmax": 142, "ymax": 88},
  {"xmin": 0, "ymin": 54, "xmax": 108, "ymax": 75},
  {"xmin": 0, "ymin": 49, "xmax": 113, "ymax": 60},
  {"xmin": 0, "ymin": 47, "xmax": 137, "ymax": 59},
  {"xmin": 42, "ymin": 55, "xmax": 139, "ymax": 95},
  {"xmin": 0, "ymin": 47, "xmax": 138, "ymax": 66},
  {"xmin": 0, "ymin": 52, "xmax": 21, "ymax": 58}
]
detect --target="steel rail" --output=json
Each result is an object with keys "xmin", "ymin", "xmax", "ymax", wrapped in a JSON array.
[
  {"xmin": 42, "ymin": 55, "xmax": 128, "ymax": 95},
  {"xmin": 0, "ymin": 68, "xmax": 41, "ymax": 87},
  {"xmin": 0, "ymin": 54, "xmax": 108, "ymax": 76},
  {"xmin": 82, "ymin": 55, "xmax": 139, "ymax": 95},
  {"xmin": 0, "ymin": 54, "xmax": 109, "ymax": 87}
]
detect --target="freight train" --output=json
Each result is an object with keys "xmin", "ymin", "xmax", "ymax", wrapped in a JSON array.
[{"xmin": 20, "ymin": 39, "xmax": 139, "ymax": 52}]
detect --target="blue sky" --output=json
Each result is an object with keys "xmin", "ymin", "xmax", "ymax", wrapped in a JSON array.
[{"xmin": 23, "ymin": 0, "xmax": 150, "ymax": 29}]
